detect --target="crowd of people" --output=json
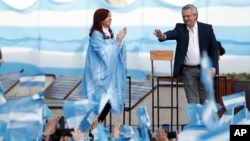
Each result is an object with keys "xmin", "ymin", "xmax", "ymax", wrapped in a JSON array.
[{"xmin": 42, "ymin": 115, "xmax": 179, "ymax": 141}]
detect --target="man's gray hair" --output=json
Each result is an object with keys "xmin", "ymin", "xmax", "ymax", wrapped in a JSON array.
[{"xmin": 182, "ymin": 4, "xmax": 198, "ymax": 15}]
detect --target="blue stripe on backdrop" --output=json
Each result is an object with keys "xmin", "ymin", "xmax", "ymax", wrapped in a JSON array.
[
  {"xmin": 1, "ymin": 26, "xmax": 250, "ymax": 54},
  {"xmin": 0, "ymin": 62, "xmax": 166, "ymax": 80},
  {"xmin": 1, "ymin": 25, "xmax": 250, "ymax": 43},
  {"xmin": 0, "ymin": 27, "xmax": 86, "ymax": 42},
  {"xmin": 0, "ymin": 63, "xmax": 84, "ymax": 77}
]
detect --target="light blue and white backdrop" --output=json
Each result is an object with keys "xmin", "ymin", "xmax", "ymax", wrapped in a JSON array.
[{"xmin": 0, "ymin": 0, "xmax": 250, "ymax": 80}]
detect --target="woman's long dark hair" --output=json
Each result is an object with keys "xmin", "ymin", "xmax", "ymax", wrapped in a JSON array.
[{"xmin": 89, "ymin": 8, "xmax": 114, "ymax": 39}]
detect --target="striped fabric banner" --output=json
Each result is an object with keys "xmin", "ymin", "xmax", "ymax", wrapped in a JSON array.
[
  {"xmin": 0, "ymin": 82, "xmax": 6, "ymax": 104},
  {"xmin": 0, "ymin": 0, "xmax": 249, "ymax": 80},
  {"xmin": 19, "ymin": 71, "xmax": 45, "ymax": 87},
  {"xmin": 63, "ymin": 99, "xmax": 96, "ymax": 129},
  {"xmin": 0, "ymin": 92, "xmax": 44, "ymax": 140},
  {"xmin": 222, "ymin": 91, "xmax": 246, "ymax": 110}
]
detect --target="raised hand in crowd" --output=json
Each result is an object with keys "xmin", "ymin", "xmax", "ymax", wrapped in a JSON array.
[
  {"xmin": 43, "ymin": 115, "xmax": 61, "ymax": 141},
  {"xmin": 71, "ymin": 128, "xmax": 85, "ymax": 141},
  {"xmin": 90, "ymin": 120, "xmax": 99, "ymax": 131},
  {"xmin": 155, "ymin": 128, "xmax": 169, "ymax": 141},
  {"xmin": 111, "ymin": 122, "xmax": 121, "ymax": 138}
]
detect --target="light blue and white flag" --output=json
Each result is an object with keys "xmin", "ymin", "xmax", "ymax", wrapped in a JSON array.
[
  {"xmin": 119, "ymin": 124, "xmax": 134, "ymax": 140},
  {"xmin": 179, "ymin": 104, "xmax": 207, "ymax": 140},
  {"xmin": 136, "ymin": 105, "xmax": 150, "ymax": 128},
  {"xmin": 219, "ymin": 108, "xmax": 234, "ymax": 125},
  {"xmin": 80, "ymin": 93, "xmax": 110, "ymax": 131},
  {"xmin": 63, "ymin": 99, "xmax": 96, "ymax": 130},
  {"xmin": 129, "ymin": 128, "xmax": 142, "ymax": 141},
  {"xmin": 91, "ymin": 124, "xmax": 109, "ymax": 141},
  {"xmin": 185, "ymin": 103, "xmax": 203, "ymax": 126},
  {"xmin": 178, "ymin": 124, "xmax": 207, "ymax": 141},
  {"xmin": 42, "ymin": 104, "xmax": 52, "ymax": 120},
  {"xmin": 19, "ymin": 70, "xmax": 45, "ymax": 87},
  {"xmin": 136, "ymin": 105, "xmax": 150, "ymax": 141},
  {"xmin": 200, "ymin": 51, "xmax": 214, "ymax": 97},
  {"xmin": 0, "ymin": 82, "xmax": 6, "ymax": 104},
  {"xmin": 231, "ymin": 107, "xmax": 250, "ymax": 124},
  {"xmin": 0, "ymin": 121, "xmax": 7, "ymax": 140},
  {"xmin": 200, "ymin": 51, "xmax": 220, "ymax": 131},
  {"xmin": 202, "ymin": 100, "xmax": 220, "ymax": 131},
  {"xmin": 222, "ymin": 91, "xmax": 246, "ymax": 110},
  {"xmin": 0, "ymin": 92, "xmax": 44, "ymax": 141},
  {"xmin": 198, "ymin": 124, "xmax": 229, "ymax": 141},
  {"xmin": 80, "ymin": 109, "xmax": 98, "ymax": 132}
]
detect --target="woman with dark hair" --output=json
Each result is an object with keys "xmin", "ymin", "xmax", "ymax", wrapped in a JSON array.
[{"xmin": 79, "ymin": 8, "xmax": 127, "ymax": 123}]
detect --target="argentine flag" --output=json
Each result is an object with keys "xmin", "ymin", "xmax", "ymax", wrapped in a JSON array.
[
  {"xmin": 198, "ymin": 124, "xmax": 229, "ymax": 141},
  {"xmin": 200, "ymin": 51, "xmax": 214, "ymax": 97},
  {"xmin": 222, "ymin": 91, "xmax": 246, "ymax": 110},
  {"xmin": 219, "ymin": 108, "xmax": 234, "ymax": 125},
  {"xmin": 129, "ymin": 128, "xmax": 142, "ymax": 141},
  {"xmin": 19, "ymin": 71, "xmax": 45, "ymax": 87},
  {"xmin": 0, "ymin": 82, "xmax": 6, "ymax": 104},
  {"xmin": 42, "ymin": 104, "xmax": 52, "ymax": 120},
  {"xmin": 178, "ymin": 104, "xmax": 206, "ymax": 141},
  {"xmin": 200, "ymin": 51, "xmax": 220, "ymax": 131},
  {"xmin": 119, "ymin": 124, "xmax": 134, "ymax": 140},
  {"xmin": 0, "ymin": 121, "xmax": 7, "ymax": 140},
  {"xmin": 202, "ymin": 100, "xmax": 220, "ymax": 131},
  {"xmin": 80, "ymin": 93, "xmax": 110, "ymax": 131},
  {"xmin": 91, "ymin": 124, "xmax": 109, "ymax": 141},
  {"xmin": 185, "ymin": 103, "xmax": 203, "ymax": 126},
  {"xmin": 136, "ymin": 105, "xmax": 150, "ymax": 141},
  {"xmin": 231, "ymin": 107, "xmax": 250, "ymax": 124},
  {"xmin": 0, "ymin": 92, "xmax": 44, "ymax": 141},
  {"xmin": 63, "ymin": 99, "xmax": 96, "ymax": 129}
]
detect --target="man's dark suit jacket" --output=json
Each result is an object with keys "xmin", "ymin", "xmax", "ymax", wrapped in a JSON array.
[{"xmin": 160, "ymin": 22, "xmax": 218, "ymax": 77}]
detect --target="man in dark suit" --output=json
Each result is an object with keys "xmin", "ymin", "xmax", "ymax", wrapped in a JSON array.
[{"xmin": 154, "ymin": 4, "xmax": 218, "ymax": 104}]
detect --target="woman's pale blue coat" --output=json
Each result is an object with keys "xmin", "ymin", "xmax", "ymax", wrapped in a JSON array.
[{"xmin": 79, "ymin": 30, "xmax": 127, "ymax": 115}]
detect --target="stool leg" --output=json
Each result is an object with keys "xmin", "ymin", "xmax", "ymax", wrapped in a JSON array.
[
  {"xmin": 123, "ymin": 105, "xmax": 125, "ymax": 125},
  {"xmin": 109, "ymin": 112, "xmax": 112, "ymax": 131},
  {"xmin": 176, "ymin": 78, "xmax": 179, "ymax": 130},
  {"xmin": 157, "ymin": 77, "xmax": 160, "ymax": 128},
  {"xmin": 152, "ymin": 78, "xmax": 155, "ymax": 131},
  {"xmin": 128, "ymin": 77, "xmax": 131, "ymax": 125},
  {"xmin": 170, "ymin": 77, "xmax": 173, "ymax": 131}
]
